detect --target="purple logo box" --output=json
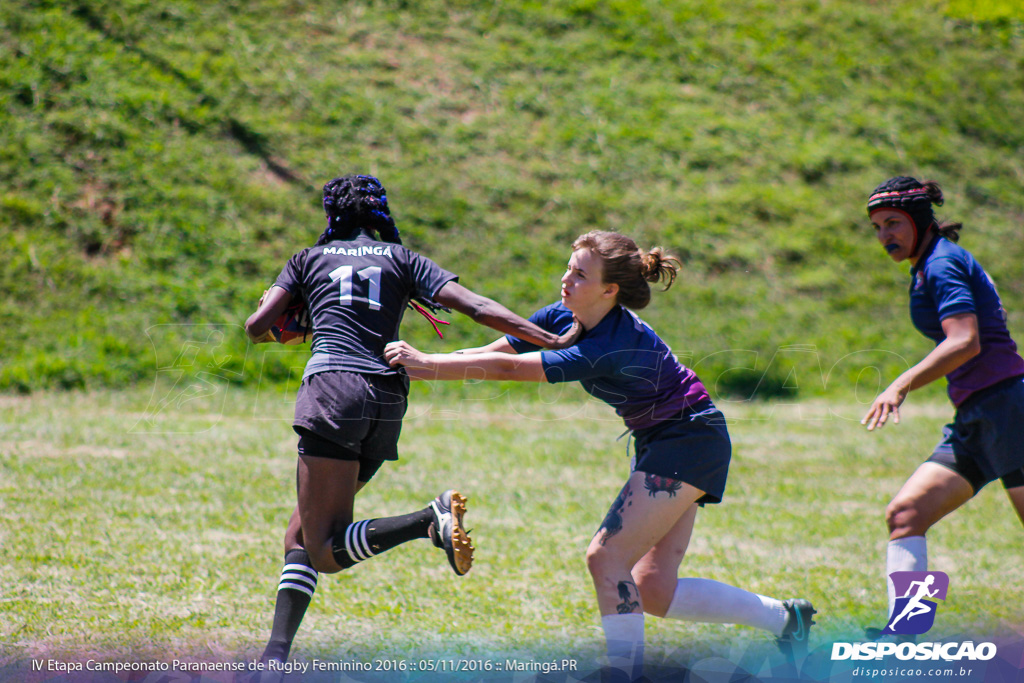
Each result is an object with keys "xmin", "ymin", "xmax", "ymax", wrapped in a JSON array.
[{"xmin": 884, "ymin": 571, "xmax": 949, "ymax": 635}]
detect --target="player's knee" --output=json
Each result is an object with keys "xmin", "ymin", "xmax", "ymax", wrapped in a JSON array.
[
  {"xmin": 284, "ymin": 527, "xmax": 304, "ymax": 554},
  {"xmin": 585, "ymin": 542, "xmax": 621, "ymax": 581},
  {"xmin": 306, "ymin": 546, "xmax": 340, "ymax": 574},
  {"xmin": 885, "ymin": 500, "xmax": 926, "ymax": 538},
  {"xmin": 633, "ymin": 566, "xmax": 673, "ymax": 618},
  {"xmin": 585, "ymin": 543, "xmax": 605, "ymax": 578}
]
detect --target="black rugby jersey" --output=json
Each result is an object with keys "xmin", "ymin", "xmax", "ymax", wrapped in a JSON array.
[{"xmin": 274, "ymin": 233, "xmax": 457, "ymax": 377}]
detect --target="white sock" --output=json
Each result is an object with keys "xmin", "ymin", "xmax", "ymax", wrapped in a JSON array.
[
  {"xmin": 664, "ymin": 578, "xmax": 789, "ymax": 635},
  {"xmin": 601, "ymin": 613, "xmax": 644, "ymax": 682},
  {"xmin": 886, "ymin": 536, "xmax": 927, "ymax": 619}
]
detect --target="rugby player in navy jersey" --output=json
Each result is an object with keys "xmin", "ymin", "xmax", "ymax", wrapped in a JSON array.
[
  {"xmin": 862, "ymin": 177, "xmax": 1024, "ymax": 637},
  {"xmin": 244, "ymin": 175, "xmax": 580, "ymax": 669},
  {"xmin": 385, "ymin": 231, "xmax": 815, "ymax": 682}
]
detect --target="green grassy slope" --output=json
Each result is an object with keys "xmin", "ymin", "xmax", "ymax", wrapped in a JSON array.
[{"xmin": 2, "ymin": 0, "xmax": 1023, "ymax": 396}]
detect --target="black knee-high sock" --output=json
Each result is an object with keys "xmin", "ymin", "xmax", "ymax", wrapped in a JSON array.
[
  {"xmin": 262, "ymin": 548, "xmax": 318, "ymax": 662},
  {"xmin": 331, "ymin": 507, "xmax": 433, "ymax": 568}
]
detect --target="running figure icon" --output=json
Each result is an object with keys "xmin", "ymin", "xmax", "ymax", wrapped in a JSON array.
[{"xmin": 887, "ymin": 575, "xmax": 938, "ymax": 630}]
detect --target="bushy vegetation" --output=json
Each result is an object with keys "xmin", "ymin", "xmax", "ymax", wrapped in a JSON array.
[{"xmin": 2, "ymin": 0, "xmax": 1023, "ymax": 397}]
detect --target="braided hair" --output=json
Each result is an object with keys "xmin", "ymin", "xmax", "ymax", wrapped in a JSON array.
[
  {"xmin": 318, "ymin": 174, "xmax": 402, "ymax": 246},
  {"xmin": 316, "ymin": 174, "xmax": 450, "ymax": 320}
]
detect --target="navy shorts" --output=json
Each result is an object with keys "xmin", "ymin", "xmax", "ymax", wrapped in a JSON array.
[
  {"xmin": 630, "ymin": 401, "xmax": 731, "ymax": 505},
  {"xmin": 927, "ymin": 375, "xmax": 1024, "ymax": 494},
  {"xmin": 293, "ymin": 370, "xmax": 409, "ymax": 482}
]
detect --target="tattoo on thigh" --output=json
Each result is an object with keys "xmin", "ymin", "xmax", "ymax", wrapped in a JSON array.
[
  {"xmin": 597, "ymin": 483, "xmax": 633, "ymax": 546},
  {"xmin": 616, "ymin": 579, "xmax": 641, "ymax": 614},
  {"xmin": 644, "ymin": 473, "xmax": 683, "ymax": 498}
]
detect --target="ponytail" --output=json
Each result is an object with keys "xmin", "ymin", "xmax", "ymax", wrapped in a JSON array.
[
  {"xmin": 572, "ymin": 231, "xmax": 681, "ymax": 310},
  {"xmin": 640, "ymin": 247, "xmax": 679, "ymax": 290},
  {"xmin": 921, "ymin": 180, "xmax": 963, "ymax": 242}
]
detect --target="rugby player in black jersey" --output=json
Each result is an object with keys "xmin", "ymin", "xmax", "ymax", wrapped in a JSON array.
[{"xmin": 244, "ymin": 175, "xmax": 580, "ymax": 669}]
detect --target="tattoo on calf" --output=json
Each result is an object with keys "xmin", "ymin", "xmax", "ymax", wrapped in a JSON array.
[
  {"xmin": 644, "ymin": 473, "xmax": 683, "ymax": 497},
  {"xmin": 616, "ymin": 579, "xmax": 641, "ymax": 614},
  {"xmin": 598, "ymin": 483, "xmax": 633, "ymax": 546}
]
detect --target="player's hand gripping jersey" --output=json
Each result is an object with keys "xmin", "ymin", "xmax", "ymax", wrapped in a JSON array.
[{"xmin": 275, "ymin": 233, "xmax": 457, "ymax": 378}]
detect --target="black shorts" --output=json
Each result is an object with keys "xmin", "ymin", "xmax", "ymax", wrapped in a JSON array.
[
  {"xmin": 295, "ymin": 428, "xmax": 386, "ymax": 482},
  {"xmin": 630, "ymin": 401, "xmax": 731, "ymax": 505},
  {"xmin": 926, "ymin": 375, "xmax": 1024, "ymax": 494},
  {"xmin": 293, "ymin": 370, "xmax": 409, "ymax": 482}
]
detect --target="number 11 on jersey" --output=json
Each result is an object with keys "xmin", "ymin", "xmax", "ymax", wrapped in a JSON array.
[{"xmin": 329, "ymin": 265, "xmax": 383, "ymax": 310}]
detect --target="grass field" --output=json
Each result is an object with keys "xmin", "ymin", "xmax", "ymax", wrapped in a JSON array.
[
  {"xmin": 2, "ymin": 381, "xmax": 1022, "ymax": 680},
  {"xmin": 4, "ymin": 2, "xmax": 1024, "ymax": 680}
]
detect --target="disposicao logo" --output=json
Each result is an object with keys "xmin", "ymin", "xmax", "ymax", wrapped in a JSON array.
[
  {"xmin": 831, "ymin": 571, "xmax": 998, "ymax": 662},
  {"xmin": 884, "ymin": 571, "xmax": 948, "ymax": 636}
]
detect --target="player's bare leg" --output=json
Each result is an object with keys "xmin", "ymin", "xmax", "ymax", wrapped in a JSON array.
[
  {"xmin": 858, "ymin": 463, "xmax": 974, "ymax": 645},
  {"xmin": 259, "ymin": 456, "xmax": 467, "ymax": 668},
  {"xmin": 296, "ymin": 455, "xmax": 361, "ymax": 573},
  {"xmin": 878, "ymin": 463, "xmax": 972, "ymax": 623},
  {"xmin": 255, "ymin": 456, "xmax": 359, "ymax": 669},
  {"xmin": 885, "ymin": 463, "xmax": 974, "ymax": 541},
  {"xmin": 630, "ymin": 503, "xmax": 697, "ymax": 616},
  {"xmin": 586, "ymin": 472, "xmax": 703, "ymax": 682},
  {"xmin": 259, "ymin": 507, "xmax": 313, "ymax": 665},
  {"xmin": 588, "ymin": 476, "xmax": 702, "ymax": 615},
  {"xmin": 628, "ymin": 482, "xmax": 810, "ymax": 649},
  {"xmin": 284, "ymin": 477, "xmax": 366, "ymax": 553},
  {"xmin": 262, "ymin": 473, "xmax": 368, "ymax": 664}
]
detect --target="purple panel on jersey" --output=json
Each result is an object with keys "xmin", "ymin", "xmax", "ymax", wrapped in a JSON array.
[
  {"xmin": 909, "ymin": 237, "xmax": 1024, "ymax": 407},
  {"xmin": 507, "ymin": 303, "xmax": 710, "ymax": 430}
]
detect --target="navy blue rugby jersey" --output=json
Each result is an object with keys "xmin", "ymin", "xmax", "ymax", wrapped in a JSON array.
[
  {"xmin": 274, "ymin": 233, "xmax": 457, "ymax": 377},
  {"xmin": 505, "ymin": 302, "xmax": 710, "ymax": 430},
  {"xmin": 908, "ymin": 236, "xmax": 1024, "ymax": 406}
]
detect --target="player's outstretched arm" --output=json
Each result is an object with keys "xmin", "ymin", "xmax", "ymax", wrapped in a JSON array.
[
  {"xmin": 433, "ymin": 281, "xmax": 580, "ymax": 350},
  {"xmin": 862, "ymin": 312, "xmax": 980, "ymax": 431},
  {"xmin": 384, "ymin": 340, "xmax": 546, "ymax": 382},
  {"xmin": 245, "ymin": 285, "xmax": 293, "ymax": 343},
  {"xmin": 453, "ymin": 337, "xmax": 518, "ymax": 355}
]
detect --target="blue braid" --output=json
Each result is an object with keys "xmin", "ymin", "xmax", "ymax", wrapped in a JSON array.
[
  {"xmin": 315, "ymin": 175, "xmax": 446, "ymax": 315},
  {"xmin": 318, "ymin": 175, "xmax": 401, "ymax": 246}
]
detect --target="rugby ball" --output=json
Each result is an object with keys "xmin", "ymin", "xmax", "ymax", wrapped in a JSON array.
[{"xmin": 271, "ymin": 299, "xmax": 311, "ymax": 345}]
